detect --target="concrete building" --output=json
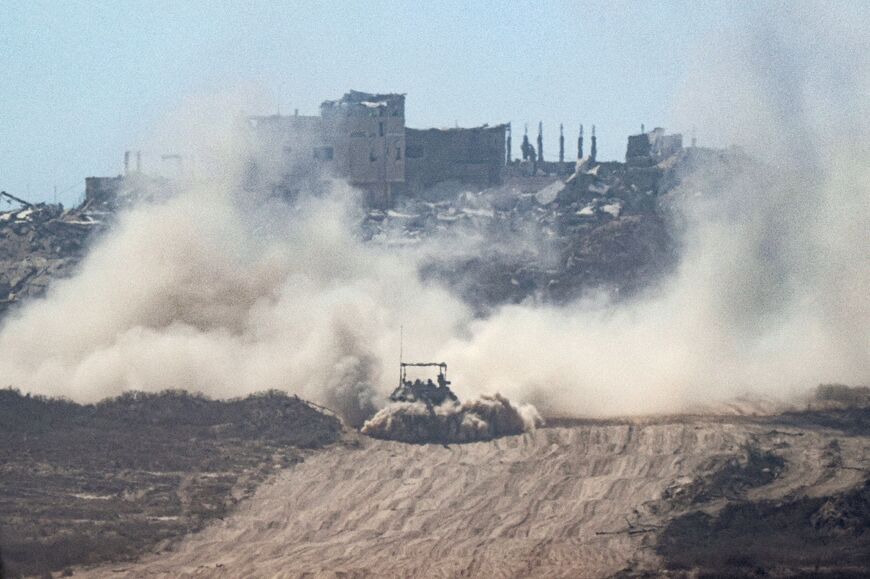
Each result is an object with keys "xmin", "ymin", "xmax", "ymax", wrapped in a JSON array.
[
  {"xmin": 246, "ymin": 91, "xmax": 405, "ymax": 206},
  {"xmin": 84, "ymin": 150, "xmax": 172, "ymax": 209},
  {"xmin": 626, "ymin": 127, "xmax": 683, "ymax": 166},
  {"xmin": 245, "ymin": 110, "xmax": 338, "ymax": 201},
  {"xmin": 404, "ymin": 124, "xmax": 507, "ymax": 192},
  {"xmin": 245, "ymin": 90, "xmax": 507, "ymax": 206},
  {"xmin": 321, "ymin": 91, "xmax": 405, "ymax": 204}
]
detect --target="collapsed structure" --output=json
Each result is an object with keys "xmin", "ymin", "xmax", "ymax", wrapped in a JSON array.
[
  {"xmin": 245, "ymin": 91, "xmax": 509, "ymax": 206},
  {"xmin": 84, "ymin": 173, "xmax": 173, "ymax": 212},
  {"xmin": 0, "ymin": 191, "xmax": 101, "ymax": 316},
  {"xmin": 626, "ymin": 126, "xmax": 684, "ymax": 166},
  {"xmin": 3, "ymin": 89, "xmax": 691, "ymax": 321},
  {"xmin": 243, "ymin": 91, "xmax": 684, "ymax": 207},
  {"xmin": 82, "ymin": 89, "xmax": 685, "ymax": 212}
]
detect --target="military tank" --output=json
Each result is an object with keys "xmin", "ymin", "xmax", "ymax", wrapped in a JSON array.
[{"xmin": 389, "ymin": 362, "xmax": 459, "ymax": 407}]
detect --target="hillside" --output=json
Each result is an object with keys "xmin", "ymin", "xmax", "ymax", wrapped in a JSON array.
[
  {"xmin": 76, "ymin": 407, "xmax": 870, "ymax": 578},
  {"xmin": 0, "ymin": 389, "xmax": 342, "ymax": 578}
]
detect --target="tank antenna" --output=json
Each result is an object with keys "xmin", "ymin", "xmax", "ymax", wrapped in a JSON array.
[{"xmin": 398, "ymin": 325, "xmax": 404, "ymax": 388}]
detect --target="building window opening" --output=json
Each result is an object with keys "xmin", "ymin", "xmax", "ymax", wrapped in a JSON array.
[
  {"xmin": 379, "ymin": 122, "xmax": 385, "ymax": 137},
  {"xmin": 395, "ymin": 147, "xmax": 402, "ymax": 160},
  {"xmin": 370, "ymin": 150, "xmax": 377, "ymax": 162}
]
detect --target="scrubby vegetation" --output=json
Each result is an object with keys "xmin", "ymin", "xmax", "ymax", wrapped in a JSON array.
[{"xmin": 657, "ymin": 480, "xmax": 870, "ymax": 577}]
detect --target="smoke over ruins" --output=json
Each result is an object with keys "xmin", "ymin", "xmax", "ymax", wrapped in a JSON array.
[{"xmin": 0, "ymin": 5, "xmax": 866, "ymax": 425}]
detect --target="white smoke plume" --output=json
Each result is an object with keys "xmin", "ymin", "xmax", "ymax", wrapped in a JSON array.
[{"xmin": 0, "ymin": 3, "xmax": 866, "ymax": 421}]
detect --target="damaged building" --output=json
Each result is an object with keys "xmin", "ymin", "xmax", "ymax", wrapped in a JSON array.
[
  {"xmin": 247, "ymin": 91, "xmax": 405, "ymax": 206},
  {"xmin": 625, "ymin": 127, "xmax": 683, "ymax": 166},
  {"xmin": 83, "ymin": 90, "xmax": 684, "ymax": 223},
  {"xmin": 0, "ymin": 191, "xmax": 102, "ymax": 316},
  {"xmin": 85, "ymin": 90, "xmax": 592, "ymax": 209},
  {"xmin": 404, "ymin": 124, "xmax": 507, "ymax": 192},
  {"xmin": 84, "ymin": 150, "xmax": 175, "ymax": 211},
  {"xmin": 245, "ymin": 90, "xmax": 507, "ymax": 206},
  {"xmin": 6, "ymin": 89, "xmax": 702, "ymax": 321}
]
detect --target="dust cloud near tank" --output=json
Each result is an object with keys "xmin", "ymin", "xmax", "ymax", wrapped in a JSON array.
[
  {"xmin": 1, "ymin": 9, "xmax": 868, "ymax": 426},
  {"xmin": 361, "ymin": 393, "xmax": 542, "ymax": 444},
  {"xmin": 360, "ymin": 361, "xmax": 543, "ymax": 444}
]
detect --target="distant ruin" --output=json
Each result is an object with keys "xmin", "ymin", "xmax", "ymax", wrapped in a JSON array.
[
  {"xmin": 3, "ymin": 90, "xmax": 700, "ymax": 319},
  {"xmin": 626, "ymin": 126, "xmax": 683, "ymax": 166},
  {"xmin": 245, "ymin": 93, "xmax": 683, "ymax": 207},
  {"xmin": 245, "ymin": 91, "xmax": 509, "ymax": 206},
  {"xmin": 83, "ymin": 90, "xmax": 685, "ymax": 209}
]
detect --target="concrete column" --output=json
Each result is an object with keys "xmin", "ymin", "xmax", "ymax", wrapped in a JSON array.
[
  {"xmin": 506, "ymin": 123, "xmax": 512, "ymax": 164},
  {"xmin": 590, "ymin": 126, "xmax": 597, "ymax": 163}
]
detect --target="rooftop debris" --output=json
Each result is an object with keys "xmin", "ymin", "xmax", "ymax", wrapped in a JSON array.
[
  {"xmin": 363, "ymin": 151, "xmax": 694, "ymax": 312},
  {"xmin": 0, "ymin": 192, "xmax": 103, "ymax": 317},
  {"xmin": 0, "ymin": 190, "xmax": 35, "ymax": 208},
  {"xmin": 0, "ymin": 147, "xmax": 716, "ymax": 321}
]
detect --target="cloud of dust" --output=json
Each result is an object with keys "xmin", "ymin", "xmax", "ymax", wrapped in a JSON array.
[
  {"xmin": 0, "ymin": 183, "xmax": 471, "ymax": 425},
  {"xmin": 0, "ymin": 4, "xmax": 866, "ymax": 421},
  {"xmin": 439, "ymin": 4, "xmax": 869, "ymax": 415},
  {"xmin": 361, "ymin": 394, "xmax": 543, "ymax": 444},
  {"xmin": 444, "ymin": 4, "xmax": 870, "ymax": 414}
]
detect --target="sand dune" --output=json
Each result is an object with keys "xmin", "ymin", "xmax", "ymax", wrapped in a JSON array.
[{"xmin": 81, "ymin": 418, "xmax": 869, "ymax": 578}]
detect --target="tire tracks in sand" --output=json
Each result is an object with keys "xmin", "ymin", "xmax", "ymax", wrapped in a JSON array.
[{"xmin": 80, "ymin": 419, "xmax": 870, "ymax": 578}]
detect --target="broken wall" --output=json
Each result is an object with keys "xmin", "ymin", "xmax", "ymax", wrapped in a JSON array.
[
  {"xmin": 404, "ymin": 125, "xmax": 506, "ymax": 192},
  {"xmin": 626, "ymin": 128, "xmax": 683, "ymax": 166},
  {"xmin": 321, "ymin": 92, "xmax": 406, "ymax": 206},
  {"xmin": 85, "ymin": 176, "xmax": 125, "ymax": 205},
  {"xmin": 84, "ymin": 174, "xmax": 174, "ymax": 210}
]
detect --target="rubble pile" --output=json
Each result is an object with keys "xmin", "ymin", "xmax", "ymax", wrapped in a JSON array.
[
  {"xmin": 361, "ymin": 393, "xmax": 542, "ymax": 444},
  {"xmin": 365, "ymin": 154, "xmax": 692, "ymax": 311},
  {"xmin": 0, "ymin": 149, "xmax": 719, "ymax": 319},
  {"xmin": 0, "ymin": 196, "xmax": 102, "ymax": 317}
]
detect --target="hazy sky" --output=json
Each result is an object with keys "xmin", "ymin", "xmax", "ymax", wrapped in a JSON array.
[{"xmin": 2, "ymin": 1, "xmax": 740, "ymax": 206}]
